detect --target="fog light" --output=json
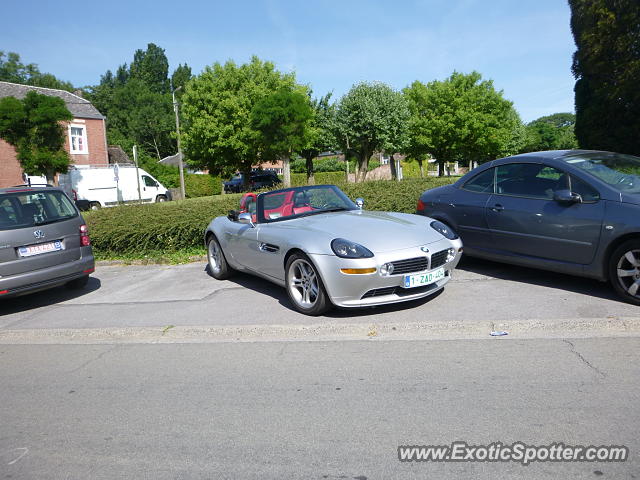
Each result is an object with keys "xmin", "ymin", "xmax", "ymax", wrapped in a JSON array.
[
  {"xmin": 446, "ymin": 248, "xmax": 456, "ymax": 262},
  {"xmin": 380, "ymin": 263, "xmax": 395, "ymax": 276}
]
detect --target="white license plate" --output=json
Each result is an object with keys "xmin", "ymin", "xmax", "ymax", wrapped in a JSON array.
[
  {"xmin": 18, "ymin": 240, "xmax": 64, "ymax": 258},
  {"xmin": 403, "ymin": 267, "xmax": 445, "ymax": 288}
]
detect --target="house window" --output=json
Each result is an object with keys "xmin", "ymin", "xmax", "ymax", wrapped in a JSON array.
[{"xmin": 69, "ymin": 125, "xmax": 88, "ymax": 154}]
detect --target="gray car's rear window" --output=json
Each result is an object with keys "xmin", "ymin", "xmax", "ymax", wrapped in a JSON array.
[{"xmin": 0, "ymin": 190, "xmax": 78, "ymax": 231}]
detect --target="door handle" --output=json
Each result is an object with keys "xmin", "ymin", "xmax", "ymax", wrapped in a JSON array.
[{"xmin": 491, "ymin": 204, "xmax": 504, "ymax": 212}]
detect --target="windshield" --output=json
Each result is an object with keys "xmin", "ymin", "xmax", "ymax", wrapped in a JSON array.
[
  {"xmin": 563, "ymin": 153, "xmax": 640, "ymax": 193},
  {"xmin": 257, "ymin": 185, "xmax": 357, "ymax": 223},
  {"xmin": 0, "ymin": 190, "xmax": 78, "ymax": 231}
]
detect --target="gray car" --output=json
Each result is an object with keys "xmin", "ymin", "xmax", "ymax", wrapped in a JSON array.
[
  {"xmin": 0, "ymin": 185, "xmax": 95, "ymax": 298},
  {"xmin": 416, "ymin": 150, "xmax": 640, "ymax": 305},
  {"xmin": 204, "ymin": 184, "xmax": 463, "ymax": 315}
]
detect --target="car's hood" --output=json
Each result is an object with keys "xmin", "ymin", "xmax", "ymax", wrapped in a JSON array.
[
  {"xmin": 621, "ymin": 192, "xmax": 640, "ymax": 205},
  {"xmin": 284, "ymin": 210, "xmax": 443, "ymax": 253}
]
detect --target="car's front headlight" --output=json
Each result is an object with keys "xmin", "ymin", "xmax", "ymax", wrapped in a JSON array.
[
  {"xmin": 331, "ymin": 238, "xmax": 374, "ymax": 258},
  {"xmin": 430, "ymin": 220, "xmax": 459, "ymax": 240}
]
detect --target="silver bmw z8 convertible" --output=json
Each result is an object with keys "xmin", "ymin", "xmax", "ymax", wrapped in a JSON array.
[{"xmin": 204, "ymin": 184, "xmax": 463, "ymax": 315}]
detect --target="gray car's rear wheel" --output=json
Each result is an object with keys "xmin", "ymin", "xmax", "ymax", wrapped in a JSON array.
[
  {"xmin": 285, "ymin": 253, "xmax": 331, "ymax": 315},
  {"xmin": 207, "ymin": 235, "xmax": 233, "ymax": 280},
  {"xmin": 609, "ymin": 239, "xmax": 640, "ymax": 306}
]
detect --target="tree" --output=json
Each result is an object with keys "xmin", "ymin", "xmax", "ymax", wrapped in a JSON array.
[
  {"xmin": 403, "ymin": 72, "xmax": 520, "ymax": 176},
  {"xmin": 0, "ymin": 51, "xmax": 74, "ymax": 92},
  {"xmin": 181, "ymin": 56, "xmax": 296, "ymax": 182},
  {"xmin": 105, "ymin": 79, "xmax": 174, "ymax": 159},
  {"xmin": 86, "ymin": 45, "xmax": 176, "ymax": 160},
  {"xmin": 129, "ymin": 43, "xmax": 170, "ymax": 94},
  {"xmin": 570, "ymin": 0, "xmax": 640, "ymax": 156},
  {"xmin": 522, "ymin": 113, "xmax": 578, "ymax": 152},
  {"xmin": 0, "ymin": 91, "xmax": 72, "ymax": 183},
  {"xmin": 251, "ymin": 88, "xmax": 314, "ymax": 187},
  {"xmin": 299, "ymin": 93, "xmax": 336, "ymax": 184},
  {"xmin": 334, "ymin": 82, "xmax": 409, "ymax": 182},
  {"xmin": 171, "ymin": 64, "xmax": 193, "ymax": 94}
]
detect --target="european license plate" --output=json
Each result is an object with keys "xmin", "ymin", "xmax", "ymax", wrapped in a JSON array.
[
  {"xmin": 18, "ymin": 240, "xmax": 64, "ymax": 258},
  {"xmin": 403, "ymin": 267, "xmax": 445, "ymax": 288}
]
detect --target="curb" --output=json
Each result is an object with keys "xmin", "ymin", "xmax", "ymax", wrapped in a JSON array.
[
  {"xmin": 96, "ymin": 256, "xmax": 207, "ymax": 266},
  {"xmin": 1, "ymin": 316, "xmax": 639, "ymax": 345}
]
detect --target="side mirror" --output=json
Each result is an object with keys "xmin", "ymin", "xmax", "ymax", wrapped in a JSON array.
[
  {"xmin": 227, "ymin": 210, "xmax": 239, "ymax": 221},
  {"xmin": 355, "ymin": 197, "xmax": 364, "ymax": 209},
  {"xmin": 238, "ymin": 212, "xmax": 255, "ymax": 227},
  {"xmin": 553, "ymin": 189, "xmax": 582, "ymax": 204}
]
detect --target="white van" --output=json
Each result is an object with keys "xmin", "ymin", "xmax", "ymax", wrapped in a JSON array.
[{"xmin": 58, "ymin": 164, "xmax": 171, "ymax": 209}]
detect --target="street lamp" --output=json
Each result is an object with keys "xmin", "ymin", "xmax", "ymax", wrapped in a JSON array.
[{"xmin": 172, "ymin": 85, "xmax": 186, "ymax": 199}]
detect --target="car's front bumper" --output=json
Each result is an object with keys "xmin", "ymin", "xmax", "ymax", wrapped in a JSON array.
[{"xmin": 309, "ymin": 238, "xmax": 462, "ymax": 308}]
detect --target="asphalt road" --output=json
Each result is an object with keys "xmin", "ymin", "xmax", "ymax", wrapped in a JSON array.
[
  {"xmin": 0, "ymin": 257, "xmax": 638, "ymax": 340},
  {"xmin": 1, "ymin": 337, "xmax": 639, "ymax": 479}
]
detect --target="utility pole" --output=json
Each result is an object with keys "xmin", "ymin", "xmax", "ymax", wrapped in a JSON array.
[
  {"xmin": 172, "ymin": 84, "xmax": 186, "ymax": 200},
  {"xmin": 133, "ymin": 145, "xmax": 142, "ymax": 203}
]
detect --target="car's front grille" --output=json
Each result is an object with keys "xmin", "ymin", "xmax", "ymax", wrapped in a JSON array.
[
  {"xmin": 361, "ymin": 283, "xmax": 440, "ymax": 300},
  {"xmin": 390, "ymin": 257, "xmax": 428, "ymax": 275},
  {"xmin": 430, "ymin": 249, "xmax": 450, "ymax": 269}
]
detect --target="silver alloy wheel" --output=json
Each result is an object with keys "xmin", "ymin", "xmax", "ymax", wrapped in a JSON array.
[
  {"xmin": 616, "ymin": 249, "xmax": 640, "ymax": 298},
  {"xmin": 288, "ymin": 258, "xmax": 320, "ymax": 308},
  {"xmin": 208, "ymin": 238, "xmax": 222, "ymax": 275}
]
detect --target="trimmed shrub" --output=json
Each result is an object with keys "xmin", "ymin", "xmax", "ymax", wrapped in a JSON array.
[
  {"xmin": 87, "ymin": 177, "xmax": 457, "ymax": 256},
  {"xmin": 185, "ymin": 174, "xmax": 222, "ymax": 197}
]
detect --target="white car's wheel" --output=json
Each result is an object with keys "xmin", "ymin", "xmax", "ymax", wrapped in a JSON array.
[
  {"xmin": 285, "ymin": 253, "xmax": 331, "ymax": 315},
  {"xmin": 207, "ymin": 235, "xmax": 233, "ymax": 280}
]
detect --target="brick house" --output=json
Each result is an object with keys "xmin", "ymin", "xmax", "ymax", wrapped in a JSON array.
[{"xmin": 0, "ymin": 81, "xmax": 108, "ymax": 187}]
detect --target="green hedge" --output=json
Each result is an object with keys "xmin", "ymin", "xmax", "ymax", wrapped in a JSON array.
[
  {"xmin": 185, "ymin": 174, "xmax": 222, "ymax": 197},
  {"xmin": 86, "ymin": 177, "xmax": 456, "ymax": 256}
]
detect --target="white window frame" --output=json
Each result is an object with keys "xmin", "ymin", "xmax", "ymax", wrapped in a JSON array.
[{"xmin": 69, "ymin": 123, "xmax": 89, "ymax": 154}]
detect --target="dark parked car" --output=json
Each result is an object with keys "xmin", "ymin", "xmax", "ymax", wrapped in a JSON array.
[
  {"xmin": 0, "ymin": 185, "xmax": 95, "ymax": 298},
  {"xmin": 416, "ymin": 150, "xmax": 640, "ymax": 305},
  {"xmin": 223, "ymin": 171, "xmax": 281, "ymax": 193}
]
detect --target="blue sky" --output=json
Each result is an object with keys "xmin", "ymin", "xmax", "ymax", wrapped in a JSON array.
[{"xmin": 3, "ymin": 0, "xmax": 576, "ymax": 122}]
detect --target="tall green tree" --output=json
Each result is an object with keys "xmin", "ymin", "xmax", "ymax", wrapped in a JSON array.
[
  {"xmin": 0, "ymin": 91, "xmax": 72, "ymax": 183},
  {"xmin": 251, "ymin": 88, "xmax": 314, "ymax": 187},
  {"xmin": 181, "ymin": 56, "xmax": 296, "ymax": 182},
  {"xmin": 570, "ymin": 0, "xmax": 639, "ymax": 156},
  {"xmin": 334, "ymin": 82, "xmax": 409, "ymax": 182},
  {"xmin": 522, "ymin": 112, "xmax": 578, "ymax": 152},
  {"xmin": 86, "ymin": 45, "xmax": 177, "ymax": 160},
  {"xmin": 129, "ymin": 43, "xmax": 170, "ymax": 94},
  {"xmin": 299, "ymin": 93, "xmax": 336, "ymax": 184},
  {"xmin": 171, "ymin": 64, "xmax": 193, "ymax": 94},
  {"xmin": 0, "ymin": 51, "xmax": 74, "ymax": 91},
  {"xmin": 403, "ymin": 72, "xmax": 520, "ymax": 176}
]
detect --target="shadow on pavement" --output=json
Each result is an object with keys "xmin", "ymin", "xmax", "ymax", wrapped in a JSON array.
[
  {"xmin": 205, "ymin": 264, "xmax": 445, "ymax": 317},
  {"xmin": 0, "ymin": 277, "xmax": 102, "ymax": 317},
  {"xmin": 456, "ymin": 255, "xmax": 621, "ymax": 303}
]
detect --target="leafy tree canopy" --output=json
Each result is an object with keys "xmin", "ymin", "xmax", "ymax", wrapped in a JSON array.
[
  {"xmin": 570, "ymin": 0, "xmax": 640, "ymax": 155},
  {"xmin": 181, "ymin": 56, "xmax": 296, "ymax": 178},
  {"xmin": 334, "ymin": 82, "xmax": 409, "ymax": 182},
  {"xmin": 299, "ymin": 93, "xmax": 336, "ymax": 183},
  {"xmin": 0, "ymin": 91, "xmax": 72, "ymax": 182},
  {"xmin": 0, "ymin": 51, "xmax": 74, "ymax": 92},
  {"xmin": 403, "ymin": 71, "xmax": 520, "ymax": 175},
  {"xmin": 130, "ymin": 43, "xmax": 170, "ymax": 94},
  {"xmin": 522, "ymin": 112, "xmax": 578, "ymax": 153}
]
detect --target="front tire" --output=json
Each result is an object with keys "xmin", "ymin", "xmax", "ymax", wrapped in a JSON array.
[
  {"xmin": 156, "ymin": 195, "xmax": 167, "ymax": 203},
  {"xmin": 285, "ymin": 253, "xmax": 332, "ymax": 315},
  {"xmin": 207, "ymin": 235, "xmax": 233, "ymax": 280},
  {"xmin": 609, "ymin": 239, "xmax": 640, "ymax": 306}
]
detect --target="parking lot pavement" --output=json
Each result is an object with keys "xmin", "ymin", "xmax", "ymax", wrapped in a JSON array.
[{"xmin": 0, "ymin": 257, "xmax": 638, "ymax": 340}]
